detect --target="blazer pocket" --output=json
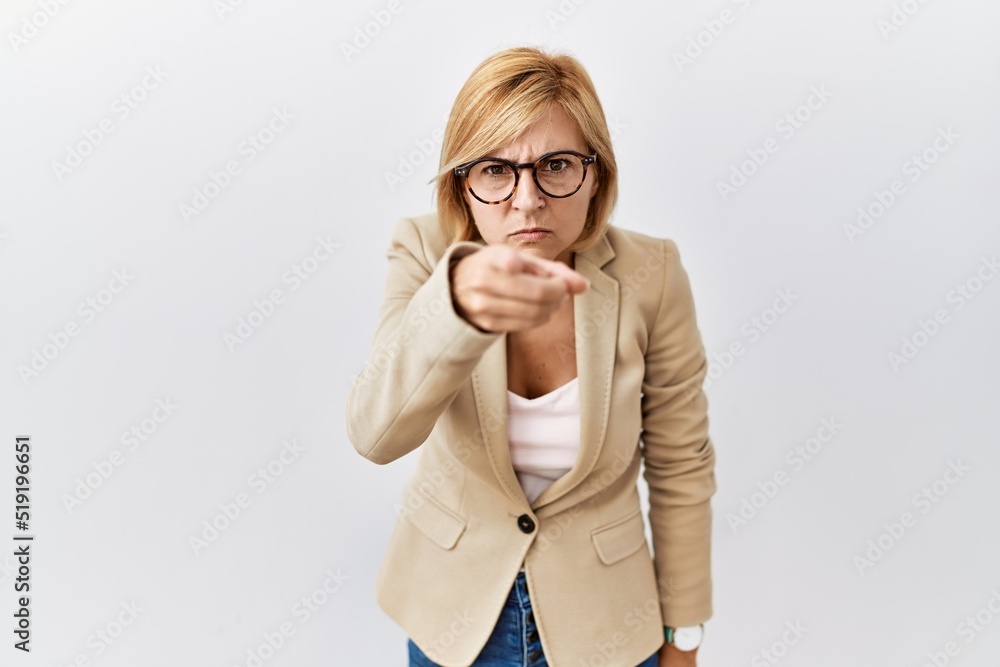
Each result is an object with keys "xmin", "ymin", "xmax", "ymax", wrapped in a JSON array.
[
  {"xmin": 590, "ymin": 508, "xmax": 647, "ymax": 565},
  {"xmin": 403, "ymin": 495, "xmax": 467, "ymax": 550}
]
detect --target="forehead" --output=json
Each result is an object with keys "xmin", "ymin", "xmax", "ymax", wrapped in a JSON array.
[{"xmin": 493, "ymin": 105, "xmax": 587, "ymax": 160}]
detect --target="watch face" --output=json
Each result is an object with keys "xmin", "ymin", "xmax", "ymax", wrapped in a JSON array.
[{"xmin": 673, "ymin": 625, "xmax": 703, "ymax": 651}]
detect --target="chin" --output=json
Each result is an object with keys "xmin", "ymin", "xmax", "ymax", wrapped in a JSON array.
[{"xmin": 514, "ymin": 244, "xmax": 545, "ymax": 255}]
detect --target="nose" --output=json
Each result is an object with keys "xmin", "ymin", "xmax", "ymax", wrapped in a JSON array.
[{"xmin": 511, "ymin": 166, "xmax": 545, "ymax": 210}]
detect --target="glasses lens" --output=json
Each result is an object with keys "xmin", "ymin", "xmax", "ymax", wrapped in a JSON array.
[
  {"xmin": 535, "ymin": 153, "xmax": 585, "ymax": 197},
  {"xmin": 467, "ymin": 160, "xmax": 516, "ymax": 201}
]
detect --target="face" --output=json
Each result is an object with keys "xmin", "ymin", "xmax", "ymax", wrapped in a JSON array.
[{"xmin": 462, "ymin": 104, "xmax": 598, "ymax": 267}]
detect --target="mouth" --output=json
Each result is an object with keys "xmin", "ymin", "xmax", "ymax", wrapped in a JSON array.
[{"xmin": 510, "ymin": 227, "xmax": 551, "ymax": 239}]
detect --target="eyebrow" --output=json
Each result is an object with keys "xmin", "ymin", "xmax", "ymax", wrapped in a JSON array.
[{"xmin": 488, "ymin": 148, "xmax": 586, "ymax": 162}]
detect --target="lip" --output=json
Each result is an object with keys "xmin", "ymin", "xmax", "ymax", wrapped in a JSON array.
[{"xmin": 510, "ymin": 228, "xmax": 550, "ymax": 238}]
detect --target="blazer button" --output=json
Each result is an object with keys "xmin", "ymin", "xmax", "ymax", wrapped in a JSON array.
[{"xmin": 517, "ymin": 514, "xmax": 535, "ymax": 533}]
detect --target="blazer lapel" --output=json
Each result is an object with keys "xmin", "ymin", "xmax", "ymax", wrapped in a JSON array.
[{"xmin": 470, "ymin": 234, "xmax": 619, "ymax": 511}]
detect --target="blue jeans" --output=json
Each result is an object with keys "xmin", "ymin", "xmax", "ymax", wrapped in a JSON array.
[{"xmin": 408, "ymin": 570, "xmax": 660, "ymax": 666}]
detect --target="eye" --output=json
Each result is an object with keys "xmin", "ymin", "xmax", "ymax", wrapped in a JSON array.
[
  {"xmin": 542, "ymin": 158, "xmax": 569, "ymax": 172},
  {"xmin": 476, "ymin": 161, "xmax": 512, "ymax": 178}
]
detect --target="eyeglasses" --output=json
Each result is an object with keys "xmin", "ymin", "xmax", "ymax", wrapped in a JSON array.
[{"xmin": 454, "ymin": 150, "xmax": 597, "ymax": 205}]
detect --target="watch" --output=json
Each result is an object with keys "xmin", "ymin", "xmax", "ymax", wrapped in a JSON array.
[{"xmin": 664, "ymin": 624, "xmax": 704, "ymax": 651}]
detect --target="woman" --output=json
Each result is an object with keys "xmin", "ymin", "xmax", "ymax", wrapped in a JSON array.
[{"xmin": 345, "ymin": 46, "xmax": 716, "ymax": 667}]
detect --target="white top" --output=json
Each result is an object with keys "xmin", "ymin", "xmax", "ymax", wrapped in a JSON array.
[
  {"xmin": 506, "ymin": 376, "xmax": 581, "ymax": 505},
  {"xmin": 507, "ymin": 377, "xmax": 581, "ymax": 573}
]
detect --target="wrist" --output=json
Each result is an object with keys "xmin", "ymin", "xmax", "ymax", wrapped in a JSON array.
[{"xmin": 448, "ymin": 254, "xmax": 491, "ymax": 333}]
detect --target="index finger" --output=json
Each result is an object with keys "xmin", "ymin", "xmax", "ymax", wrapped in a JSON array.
[{"xmin": 517, "ymin": 253, "xmax": 591, "ymax": 293}]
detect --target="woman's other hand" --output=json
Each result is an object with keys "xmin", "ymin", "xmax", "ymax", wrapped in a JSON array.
[{"xmin": 449, "ymin": 244, "xmax": 590, "ymax": 333}]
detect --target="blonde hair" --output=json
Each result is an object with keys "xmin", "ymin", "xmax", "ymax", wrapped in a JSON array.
[{"xmin": 432, "ymin": 46, "xmax": 618, "ymax": 253}]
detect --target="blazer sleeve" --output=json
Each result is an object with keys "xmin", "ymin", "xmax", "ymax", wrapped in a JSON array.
[
  {"xmin": 345, "ymin": 216, "xmax": 503, "ymax": 465},
  {"xmin": 640, "ymin": 238, "xmax": 717, "ymax": 627}
]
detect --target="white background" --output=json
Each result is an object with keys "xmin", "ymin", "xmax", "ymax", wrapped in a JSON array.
[{"xmin": 2, "ymin": 0, "xmax": 999, "ymax": 665}]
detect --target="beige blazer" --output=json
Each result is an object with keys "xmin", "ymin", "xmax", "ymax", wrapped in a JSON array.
[{"xmin": 345, "ymin": 211, "xmax": 717, "ymax": 667}]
